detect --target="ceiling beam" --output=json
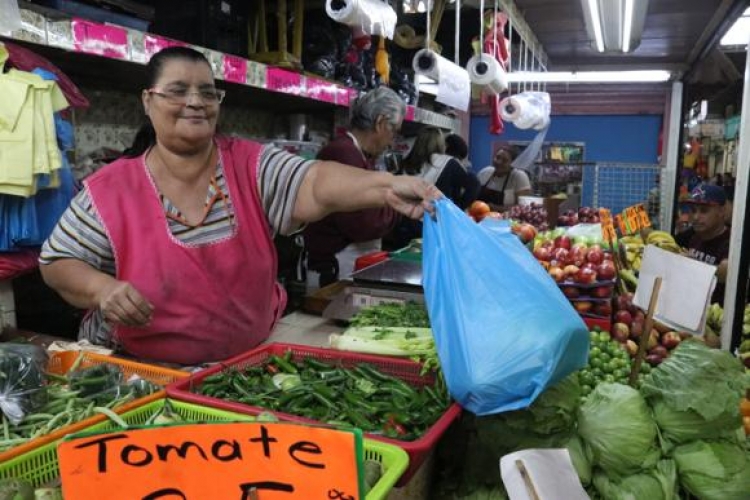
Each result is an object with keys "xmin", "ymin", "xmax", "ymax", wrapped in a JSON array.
[{"xmin": 685, "ymin": 0, "xmax": 750, "ymax": 69}]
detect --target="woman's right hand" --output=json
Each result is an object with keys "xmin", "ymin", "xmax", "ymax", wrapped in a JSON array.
[{"xmin": 97, "ymin": 280, "xmax": 154, "ymax": 327}]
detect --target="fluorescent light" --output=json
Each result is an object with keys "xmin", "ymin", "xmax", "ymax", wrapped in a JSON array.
[
  {"xmin": 622, "ymin": 0, "xmax": 634, "ymax": 53},
  {"xmin": 506, "ymin": 70, "xmax": 671, "ymax": 83},
  {"xmin": 720, "ymin": 7, "xmax": 750, "ymax": 46},
  {"xmin": 586, "ymin": 0, "xmax": 605, "ymax": 52}
]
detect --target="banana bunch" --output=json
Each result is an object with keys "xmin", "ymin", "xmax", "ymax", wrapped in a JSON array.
[
  {"xmin": 740, "ymin": 304, "xmax": 750, "ymax": 355},
  {"xmin": 646, "ymin": 230, "xmax": 682, "ymax": 253},
  {"xmin": 620, "ymin": 235, "xmax": 644, "ymax": 271},
  {"xmin": 705, "ymin": 302, "xmax": 724, "ymax": 335}
]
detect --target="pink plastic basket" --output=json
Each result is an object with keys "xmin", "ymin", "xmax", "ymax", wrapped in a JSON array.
[{"xmin": 167, "ymin": 343, "xmax": 461, "ymax": 485}]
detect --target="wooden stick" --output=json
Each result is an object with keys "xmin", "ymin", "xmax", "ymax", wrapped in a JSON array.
[
  {"xmin": 629, "ymin": 277, "xmax": 662, "ymax": 386},
  {"xmin": 516, "ymin": 459, "xmax": 541, "ymax": 500}
]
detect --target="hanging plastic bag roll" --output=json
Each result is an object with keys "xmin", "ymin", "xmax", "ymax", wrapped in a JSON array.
[
  {"xmin": 466, "ymin": 54, "xmax": 508, "ymax": 95},
  {"xmin": 500, "ymin": 91, "xmax": 551, "ymax": 131},
  {"xmin": 325, "ymin": 0, "xmax": 397, "ymax": 39},
  {"xmin": 413, "ymin": 49, "xmax": 471, "ymax": 111}
]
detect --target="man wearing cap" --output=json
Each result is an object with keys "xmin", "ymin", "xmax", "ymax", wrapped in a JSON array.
[{"xmin": 675, "ymin": 184, "xmax": 730, "ymax": 306}]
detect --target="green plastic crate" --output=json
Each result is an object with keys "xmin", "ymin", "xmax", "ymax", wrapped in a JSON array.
[{"xmin": 0, "ymin": 398, "xmax": 408, "ymax": 500}]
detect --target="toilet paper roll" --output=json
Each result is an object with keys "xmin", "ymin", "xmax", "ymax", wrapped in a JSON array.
[
  {"xmin": 326, "ymin": 0, "xmax": 397, "ymax": 39},
  {"xmin": 466, "ymin": 54, "xmax": 508, "ymax": 95}
]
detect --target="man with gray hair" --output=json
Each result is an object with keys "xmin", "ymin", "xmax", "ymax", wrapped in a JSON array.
[{"xmin": 304, "ymin": 87, "xmax": 406, "ymax": 288}]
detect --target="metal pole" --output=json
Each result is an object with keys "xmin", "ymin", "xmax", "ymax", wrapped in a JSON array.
[
  {"xmin": 662, "ymin": 80, "xmax": 683, "ymax": 234},
  {"xmin": 721, "ymin": 30, "xmax": 750, "ymax": 351}
]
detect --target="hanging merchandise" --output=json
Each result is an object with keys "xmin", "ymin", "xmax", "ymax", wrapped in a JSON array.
[
  {"xmin": 422, "ymin": 198, "xmax": 589, "ymax": 415},
  {"xmin": 412, "ymin": 49, "xmax": 471, "ymax": 111},
  {"xmin": 500, "ymin": 91, "xmax": 552, "ymax": 172},
  {"xmin": 0, "ymin": 0, "xmax": 22, "ymax": 33},
  {"xmin": 466, "ymin": 54, "xmax": 508, "ymax": 95},
  {"xmin": 325, "ymin": 0, "xmax": 397, "ymax": 40}
]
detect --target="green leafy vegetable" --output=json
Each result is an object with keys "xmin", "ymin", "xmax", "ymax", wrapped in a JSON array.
[
  {"xmin": 349, "ymin": 302, "xmax": 430, "ymax": 328},
  {"xmin": 673, "ymin": 438, "xmax": 750, "ymax": 500},
  {"xmin": 578, "ymin": 383, "xmax": 660, "ymax": 477},
  {"xmin": 565, "ymin": 435, "xmax": 592, "ymax": 486},
  {"xmin": 640, "ymin": 341, "xmax": 749, "ymax": 445},
  {"xmin": 592, "ymin": 459, "xmax": 677, "ymax": 500}
]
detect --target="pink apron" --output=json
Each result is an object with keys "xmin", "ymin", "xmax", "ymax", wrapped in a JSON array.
[{"xmin": 86, "ymin": 137, "xmax": 286, "ymax": 364}]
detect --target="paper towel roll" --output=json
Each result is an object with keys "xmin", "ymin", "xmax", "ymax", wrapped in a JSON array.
[
  {"xmin": 326, "ymin": 0, "xmax": 397, "ymax": 39},
  {"xmin": 412, "ymin": 49, "xmax": 471, "ymax": 111},
  {"xmin": 466, "ymin": 54, "xmax": 508, "ymax": 95},
  {"xmin": 412, "ymin": 49, "xmax": 441, "ymax": 79}
]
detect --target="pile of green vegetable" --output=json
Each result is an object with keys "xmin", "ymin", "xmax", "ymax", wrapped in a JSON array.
[
  {"xmin": 0, "ymin": 479, "xmax": 62, "ymax": 500},
  {"xmin": 578, "ymin": 329, "xmax": 641, "ymax": 397},
  {"xmin": 433, "ymin": 339, "xmax": 750, "ymax": 500},
  {"xmin": 0, "ymin": 350, "xmax": 160, "ymax": 454},
  {"xmin": 348, "ymin": 302, "xmax": 430, "ymax": 328},
  {"xmin": 193, "ymin": 350, "xmax": 451, "ymax": 440}
]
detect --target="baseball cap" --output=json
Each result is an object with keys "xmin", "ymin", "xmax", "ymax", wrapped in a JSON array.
[{"xmin": 684, "ymin": 184, "xmax": 726, "ymax": 206}]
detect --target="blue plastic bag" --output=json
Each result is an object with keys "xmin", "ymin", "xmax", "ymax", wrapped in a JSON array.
[{"xmin": 422, "ymin": 198, "xmax": 589, "ymax": 415}]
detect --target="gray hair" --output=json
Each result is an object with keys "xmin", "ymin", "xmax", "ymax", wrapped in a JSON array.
[{"xmin": 349, "ymin": 86, "xmax": 406, "ymax": 131}]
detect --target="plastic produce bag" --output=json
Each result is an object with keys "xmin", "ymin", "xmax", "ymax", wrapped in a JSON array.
[
  {"xmin": 422, "ymin": 198, "xmax": 589, "ymax": 415},
  {"xmin": 0, "ymin": 0, "xmax": 22, "ymax": 33},
  {"xmin": 0, "ymin": 344, "xmax": 48, "ymax": 425}
]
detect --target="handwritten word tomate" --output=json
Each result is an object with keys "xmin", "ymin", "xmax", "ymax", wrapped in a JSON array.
[{"xmin": 75, "ymin": 425, "xmax": 325, "ymax": 473}]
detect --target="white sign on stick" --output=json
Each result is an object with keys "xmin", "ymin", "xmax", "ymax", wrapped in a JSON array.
[
  {"xmin": 500, "ymin": 449, "xmax": 589, "ymax": 500},
  {"xmin": 633, "ymin": 245, "xmax": 717, "ymax": 335}
]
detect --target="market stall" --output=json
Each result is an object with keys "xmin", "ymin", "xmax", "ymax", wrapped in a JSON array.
[{"xmin": 1, "ymin": 0, "xmax": 749, "ymax": 498}]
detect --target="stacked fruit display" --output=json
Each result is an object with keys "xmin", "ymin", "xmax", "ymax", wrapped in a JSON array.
[
  {"xmin": 505, "ymin": 203, "xmax": 549, "ymax": 231},
  {"xmin": 466, "ymin": 201, "xmax": 538, "ymax": 245},
  {"xmin": 556, "ymin": 206, "xmax": 600, "ymax": 227},
  {"xmin": 533, "ymin": 233, "xmax": 616, "ymax": 321},
  {"xmin": 611, "ymin": 292, "xmax": 685, "ymax": 366}
]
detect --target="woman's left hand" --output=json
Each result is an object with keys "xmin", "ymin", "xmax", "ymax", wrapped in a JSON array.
[{"xmin": 386, "ymin": 177, "xmax": 442, "ymax": 219}]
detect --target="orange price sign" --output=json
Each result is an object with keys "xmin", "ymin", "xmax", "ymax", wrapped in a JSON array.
[
  {"xmin": 614, "ymin": 214, "xmax": 627, "ymax": 235},
  {"xmin": 58, "ymin": 422, "xmax": 364, "ymax": 500},
  {"xmin": 623, "ymin": 206, "xmax": 641, "ymax": 235},
  {"xmin": 598, "ymin": 208, "xmax": 617, "ymax": 243},
  {"xmin": 636, "ymin": 203, "xmax": 652, "ymax": 228}
]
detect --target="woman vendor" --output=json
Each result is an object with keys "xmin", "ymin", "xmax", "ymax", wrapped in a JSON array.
[{"xmin": 476, "ymin": 145, "xmax": 532, "ymax": 210}]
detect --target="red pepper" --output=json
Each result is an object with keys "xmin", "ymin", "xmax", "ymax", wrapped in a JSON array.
[
  {"xmin": 265, "ymin": 364, "xmax": 279, "ymax": 374},
  {"xmin": 384, "ymin": 416, "xmax": 407, "ymax": 436}
]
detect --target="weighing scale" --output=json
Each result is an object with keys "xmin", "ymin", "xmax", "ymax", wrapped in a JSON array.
[{"xmin": 322, "ymin": 259, "xmax": 424, "ymax": 322}]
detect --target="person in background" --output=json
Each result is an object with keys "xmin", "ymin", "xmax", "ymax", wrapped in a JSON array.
[
  {"xmin": 401, "ymin": 127, "xmax": 479, "ymax": 209},
  {"xmin": 445, "ymin": 133, "xmax": 472, "ymax": 172},
  {"xmin": 713, "ymin": 173, "xmax": 724, "ymax": 187},
  {"xmin": 476, "ymin": 145, "xmax": 532, "ymax": 210},
  {"xmin": 646, "ymin": 173, "xmax": 661, "ymax": 229},
  {"xmin": 39, "ymin": 48, "xmax": 438, "ymax": 365},
  {"xmin": 303, "ymin": 87, "xmax": 405, "ymax": 289},
  {"xmin": 724, "ymin": 185, "xmax": 734, "ymax": 226},
  {"xmin": 675, "ymin": 185, "xmax": 730, "ymax": 306}
]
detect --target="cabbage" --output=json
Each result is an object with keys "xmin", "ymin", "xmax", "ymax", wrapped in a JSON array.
[
  {"xmin": 651, "ymin": 401, "xmax": 741, "ymax": 444},
  {"xmin": 640, "ymin": 341, "xmax": 748, "ymax": 444},
  {"xmin": 592, "ymin": 460, "xmax": 678, "ymax": 500},
  {"xmin": 565, "ymin": 435, "xmax": 592, "ymax": 486},
  {"xmin": 673, "ymin": 438, "xmax": 750, "ymax": 500},
  {"xmin": 578, "ymin": 383, "xmax": 660, "ymax": 477}
]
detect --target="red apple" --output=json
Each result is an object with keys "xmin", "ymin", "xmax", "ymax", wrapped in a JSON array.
[
  {"xmin": 570, "ymin": 245, "xmax": 588, "ymax": 266},
  {"xmin": 634, "ymin": 310, "xmax": 646, "ymax": 323},
  {"xmin": 631, "ymin": 320, "xmax": 644, "ymax": 338},
  {"xmin": 563, "ymin": 264, "xmax": 580, "ymax": 278},
  {"xmin": 646, "ymin": 354, "xmax": 664, "ymax": 366},
  {"xmin": 649, "ymin": 345, "xmax": 669, "ymax": 358},
  {"xmin": 553, "ymin": 248, "xmax": 570, "ymax": 264},
  {"xmin": 554, "ymin": 235, "xmax": 572, "ymax": 250},
  {"xmin": 586, "ymin": 248, "xmax": 604, "ymax": 265},
  {"xmin": 575, "ymin": 267, "xmax": 597, "ymax": 284},
  {"xmin": 594, "ymin": 302, "xmax": 612, "ymax": 317},
  {"xmin": 661, "ymin": 331, "xmax": 682, "ymax": 350},
  {"xmin": 541, "ymin": 240, "xmax": 555, "ymax": 250},
  {"xmin": 597, "ymin": 262, "xmax": 616, "ymax": 281},
  {"xmin": 581, "ymin": 262, "xmax": 597, "ymax": 272},
  {"xmin": 574, "ymin": 301, "xmax": 593, "ymax": 313},
  {"xmin": 616, "ymin": 294, "xmax": 632, "ymax": 312},
  {"xmin": 514, "ymin": 223, "xmax": 537, "ymax": 244},
  {"xmin": 562, "ymin": 286, "xmax": 581, "ymax": 299},
  {"xmin": 612, "ymin": 322, "xmax": 630, "ymax": 342},
  {"xmin": 648, "ymin": 330, "xmax": 660, "ymax": 349},
  {"xmin": 592, "ymin": 286, "xmax": 613, "ymax": 298},
  {"xmin": 614, "ymin": 310, "xmax": 633, "ymax": 326},
  {"xmin": 548, "ymin": 266, "xmax": 565, "ymax": 283},
  {"xmin": 533, "ymin": 247, "xmax": 552, "ymax": 262}
]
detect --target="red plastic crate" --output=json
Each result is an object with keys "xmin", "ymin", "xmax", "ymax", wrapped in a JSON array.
[
  {"xmin": 167, "ymin": 343, "xmax": 461, "ymax": 486},
  {"xmin": 584, "ymin": 316, "xmax": 612, "ymax": 332}
]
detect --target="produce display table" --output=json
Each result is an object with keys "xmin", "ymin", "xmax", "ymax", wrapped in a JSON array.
[{"xmin": 265, "ymin": 312, "xmax": 437, "ymax": 500}]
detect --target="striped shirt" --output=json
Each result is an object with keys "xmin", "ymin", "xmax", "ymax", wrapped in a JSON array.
[{"xmin": 40, "ymin": 143, "xmax": 314, "ymax": 346}]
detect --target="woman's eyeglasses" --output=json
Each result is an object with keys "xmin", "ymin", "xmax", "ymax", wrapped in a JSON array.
[{"xmin": 148, "ymin": 87, "xmax": 226, "ymax": 105}]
